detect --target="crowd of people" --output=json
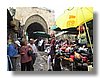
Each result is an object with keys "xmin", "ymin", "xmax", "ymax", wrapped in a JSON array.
[
  {"xmin": 7, "ymin": 35, "xmax": 93, "ymax": 71},
  {"xmin": 47, "ymin": 36, "xmax": 93, "ymax": 71},
  {"xmin": 7, "ymin": 38, "xmax": 38, "ymax": 71}
]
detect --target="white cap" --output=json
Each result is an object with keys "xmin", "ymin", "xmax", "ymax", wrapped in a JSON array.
[
  {"xmin": 15, "ymin": 40, "xmax": 21, "ymax": 47},
  {"xmin": 30, "ymin": 38, "xmax": 34, "ymax": 41}
]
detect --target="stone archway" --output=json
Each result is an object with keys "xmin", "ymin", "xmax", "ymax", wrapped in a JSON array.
[
  {"xmin": 24, "ymin": 14, "xmax": 48, "ymax": 39},
  {"xmin": 26, "ymin": 22, "xmax": 45, "ymax": 39}
]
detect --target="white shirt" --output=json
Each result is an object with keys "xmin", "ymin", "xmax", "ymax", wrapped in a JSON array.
[
  {"xmin": 38, "ymin": 39, "xmax": 43, "ymax": 46},
  {"xmin": 79, "ymin": 47, "xmax": 87, "ymax": 52},
  {"xmin": 28, "ymin": 43, "xmax": 38, "ymax": 53}
]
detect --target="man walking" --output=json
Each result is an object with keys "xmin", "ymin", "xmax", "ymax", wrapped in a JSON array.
[{"xmin": 28, "ymin": 38, "xmax": 38, "ymax": 70}]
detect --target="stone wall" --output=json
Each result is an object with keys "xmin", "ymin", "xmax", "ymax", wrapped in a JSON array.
[{"xmin": 15, "ymin": 7, "xmax": 55, "ymax": 33}]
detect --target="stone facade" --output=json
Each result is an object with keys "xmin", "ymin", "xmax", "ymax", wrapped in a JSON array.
[{"xmin": 15, "ymin": 7, "xmax": 55, "ymax": 33}]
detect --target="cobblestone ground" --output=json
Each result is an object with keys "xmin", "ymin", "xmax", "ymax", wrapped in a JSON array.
[
  {"xmin": 14, "ymin": 51, "xmax": 48, "ymax": 71},
  {"xmin": 14, "ymin": 51, "xmax": 70, "ymax": 71},
  {"xmin": 34, "ymin": 51, "xmax": 48, "ymax": 71},
  {"xmin": 33, "ymin": 51, "xmax": 69, "ymax": 71}
]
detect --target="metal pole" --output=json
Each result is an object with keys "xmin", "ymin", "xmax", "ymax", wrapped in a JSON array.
[
  {"xmin": 81, "ymin": 8, "xmax": 93, "ymax": 53},
  {"xmin": 84, "ymin": 23, "xmax": 93, "ymax": 53}
]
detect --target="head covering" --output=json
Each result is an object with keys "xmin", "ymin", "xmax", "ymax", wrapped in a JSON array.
[
  {"xmin": 8, "ymin": 39, "xmax": 13, "ymax": 44},
  {"xmin": 30, "ymin": 38, "xmax": 33, "ymax": 41},
  {"xmin": 15, "ymin": 40, "xmax": 21, "ymax": 47}
]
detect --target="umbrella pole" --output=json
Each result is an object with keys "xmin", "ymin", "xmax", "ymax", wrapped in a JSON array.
[
  {"xmin": 84, "ymin": 22, "xmax": 93, "ymax": 54},
  {"xmin": 81, "ymin": 8, "xmax": 93, "ymax": 53},
  {"xmin": 79, "ymin": 26, "xmax": 80, "ymax": 42}
]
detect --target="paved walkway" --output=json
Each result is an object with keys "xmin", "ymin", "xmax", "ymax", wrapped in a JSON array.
[{"xmin": 34, "ymin": 51, "xmax": 48, "ymax": 71}]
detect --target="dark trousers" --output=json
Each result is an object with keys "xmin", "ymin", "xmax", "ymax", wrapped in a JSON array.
[
  {"xmin": 8, "ymin": 57, "xmax": 16, "ymax": 71},
  {"xmin": 31, "ymin": 55, "xmax": 36, "ymax": 71},
  {"xmin": 7, "ymin": 57, "xmax": 12, "ymax": 71},
  {"xmin": 21, "ymin": 61, "xmax": 32, "ymax": 71},
  {"xmin": 53, "ymin": 65, "xmax": 61, "ymax": 71},
  {"xmin": 31, "ymin": 53, "xmax": 36, "ymax": 65}
]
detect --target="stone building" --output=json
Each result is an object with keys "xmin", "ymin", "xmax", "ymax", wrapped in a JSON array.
[
  {"xmin": 7, "ymin": 9, "xmax": 20, "ymax": 41},
  {"xmin": 14, "ymin": 7, "xmax": 55, "ymax": 39}
]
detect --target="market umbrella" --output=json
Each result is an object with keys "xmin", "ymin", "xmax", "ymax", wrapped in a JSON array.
[
  {"xmin": 62, "ymin": 27, "xmax": 77, "ymax": 31},
  {"xmin": 56, "ymin": 7, "xmax": 93, "ymax": 53},
  {"xmin": 33, "ymin": 31, "xmax": 51, "ymax": 38},
  {"xmin": 51, "ymin": 25, "xmax": 61, "ymax": 31},
  {"xmin": 61, "ymin": 20, "xmax": 92, "ymax": 32},
  {"xmin": 63, "ymin": 31, "xmax": 78, "ymax": 35},
  {"xmin": 53, "ymin": 27, "xmax": 61, "ymax": 31},
  {"xmin": 51, "ymin": 25, "xmax": 57, "ymax": 30},
  {"xmin": 56, "ymin": 7, "xmax": 93, "ymax": 29}
]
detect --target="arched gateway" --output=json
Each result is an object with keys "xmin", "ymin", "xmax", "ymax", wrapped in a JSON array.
[
  {"xmin": 24, "ymin": 14, "xmax": 48, "ymax": 39},
  {"xmin": 14, "ymin": 7, "xmax": 55, "ymax": 39}
]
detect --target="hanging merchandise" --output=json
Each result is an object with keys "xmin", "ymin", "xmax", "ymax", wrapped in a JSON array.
[{"xmin": 78, "ymin": 31, "xmax": 87, "ymax": 45}]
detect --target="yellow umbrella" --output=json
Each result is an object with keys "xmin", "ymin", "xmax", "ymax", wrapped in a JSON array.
[
  {"xmin": 56, "ymin": 7, "xmax": 93, "ymax": 53},
  {"xmin": 56, "ymin": 7, "xmax": 93, "ymax": 29}
]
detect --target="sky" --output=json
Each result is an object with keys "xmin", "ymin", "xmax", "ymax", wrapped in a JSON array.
[
  {"xmin": 6, "ymin": 0, "xmax": 95, "ymax": 20},
  {"xmin": 11, "ymin": 0, "xmax": 69, "ymax": 20}
]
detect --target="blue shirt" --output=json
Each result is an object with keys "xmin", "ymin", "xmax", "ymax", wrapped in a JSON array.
[{"xmin": 7, "ymin": 44, "xmax": 18, "ymax": 57}]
